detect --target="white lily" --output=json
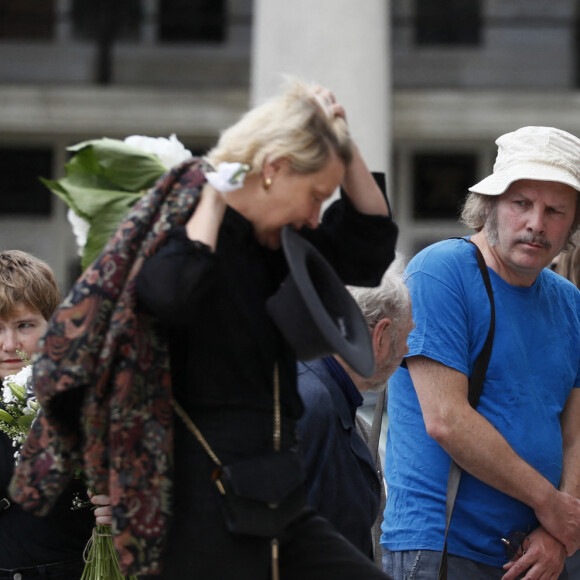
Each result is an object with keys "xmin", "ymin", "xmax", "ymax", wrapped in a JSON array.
[{"xmin": 123, "ymin": 134, "xmax": 192, "ymax": 170}]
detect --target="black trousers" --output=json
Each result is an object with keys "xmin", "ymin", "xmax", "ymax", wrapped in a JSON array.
[
  {"xmin": 142, "ymin": 508, "xmax": 390, "ymax": 580},
  {"xmin": 140, "ymin": 409, "xmax": 393, "ymax": 580}
]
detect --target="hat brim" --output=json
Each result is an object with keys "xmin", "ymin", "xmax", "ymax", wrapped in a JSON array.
[
  {"xmin": 266, "ymin": 227, "xmax": 375, "ymax": 378},
  {"xmin": 468, "ymin": 162, "xmax": 580, "ymax": 196}
]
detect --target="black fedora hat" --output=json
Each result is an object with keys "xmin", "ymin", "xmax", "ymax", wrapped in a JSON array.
[{"xmin": 266, "ymin": 226, "xmax": 375, "ymax": 378}]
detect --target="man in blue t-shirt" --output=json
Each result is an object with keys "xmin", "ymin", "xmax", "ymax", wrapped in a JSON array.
[{"xmin": 381, "ymin": 126, "xmax": 580, "ymax": 580}]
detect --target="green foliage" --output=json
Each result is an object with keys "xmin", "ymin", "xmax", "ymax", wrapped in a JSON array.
[{"xmin": 41, "ymin": 138, "xmax": 168, "ymax": 270}]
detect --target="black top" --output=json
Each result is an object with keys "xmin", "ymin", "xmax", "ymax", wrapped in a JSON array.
[
  {"xmin": 0, "ymin": 432, "xmax": 94, "ymax": 568},
  {"xmin": 136, "ymin": 194, "xmax": 397, "ymax": 422}
]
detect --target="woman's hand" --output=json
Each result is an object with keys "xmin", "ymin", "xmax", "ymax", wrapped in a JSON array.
[
  {"xmin": 313, "ymin": 86, "xmax": 347, "ymax": 123},
  {"xmin": 185, "ymin": 183, "xmax": 228, "ymax": 251},
  {"xmin": 88, "ymin": 490, "xmax": 113, "ymax": 526},
  {"xmin": 313, "ymin": 86, "xmax": 389, "ymax": 217}
]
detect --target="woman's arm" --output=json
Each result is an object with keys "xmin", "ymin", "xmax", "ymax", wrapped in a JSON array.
[
  {"xmin": 184, "ymin": 184, "xmax": 228, "ymax": 250},
  {"xmin": 136, "ymin": 185, "xmax": 227, "ymax": 324},
  {"xmin": 341, "ymin": 144, "xmax": 389, "ymax": 217},
  {"xmin": 315, "ymin": 86, "xmax": 389, "ymax": 218}
]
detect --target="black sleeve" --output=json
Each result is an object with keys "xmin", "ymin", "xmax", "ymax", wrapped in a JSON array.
[
  {"xmin": 135, "ymin": 226, "xmax": 217, "ymax": 326},
  {"xmin": 300, "ymin": 193, "xmax": 398, "ymax": 287},
  {"xmin": 0, "ymin": 434, "xmax": 15, "ymax": 495}
]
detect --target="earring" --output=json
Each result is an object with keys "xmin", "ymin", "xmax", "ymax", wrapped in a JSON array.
[{"xmin": 263, "ymin": 177, "xmax": 272, "ymax": 191}]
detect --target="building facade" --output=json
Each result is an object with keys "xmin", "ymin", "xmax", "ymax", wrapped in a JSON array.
[{"xmin": 1, "ymin": 0, "xmax": 579, "ymax": 287}]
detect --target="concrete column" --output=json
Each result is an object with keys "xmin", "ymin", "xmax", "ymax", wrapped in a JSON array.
[{"xmin": 251, "ymin": 0, "xmax": 392, "ymax": 188}]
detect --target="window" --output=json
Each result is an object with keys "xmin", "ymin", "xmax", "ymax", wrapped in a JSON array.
[
  {"xmin": 412, "ymin": 153, "xmax": 477, "ymax": 219},
  {"xmin": 0, "ymin": 148, "xmax": 53, "ymax": 215},
  {"xmin": 574, "ymin": 7, "xmax": 580, "ymax": 87},
  {"xmin": 415, "ymin": 0, "xmax": 481, "ymax": 46},
  {"xmin": 71, "ymin": 0, "xmax": 141, "ymax": 41},
  {"xmin": 0, "ymin": 0, "xmax": 55, "ymax": 40},
  {"xmin": 159, "ymin": 0, "xmax": 225, "ymax": 43}
]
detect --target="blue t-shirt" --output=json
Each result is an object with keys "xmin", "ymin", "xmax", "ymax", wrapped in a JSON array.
[{"xmin": 381, "ymin": 238, "xmax": 580, "ymax": 567}]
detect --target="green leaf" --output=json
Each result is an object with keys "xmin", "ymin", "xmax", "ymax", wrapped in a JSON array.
[
  {"xmin": 80, "ymin": 194, "xmax": 143, "ymax": 270},
  {"xmin": 9, "ymin": 384, "xmax": 26, "ymax": 403},
  {"xmin": 45, "ymin": 180, "xmax": 143, "ymax": 222},
  {"xmin": 16, "ymin": 414, "xmax": 35, "ymax": 429},
  {"xmin": 40, "ymin": 177, "xmax": 89, "ymax": 221},
  {"xmin": 40, "ymin": 137, "xmax": 171, "ymax": 273},
  {"xmin": 65, "ymin": 149, "xmax": 124, "ymax": 190},
  {"xmin": 0, "ymin": 409, "xmax": 14, "ymax": 424},
  {"xmin": 67, "ymin": 139, "xmax": 167, "ymax": 192}
]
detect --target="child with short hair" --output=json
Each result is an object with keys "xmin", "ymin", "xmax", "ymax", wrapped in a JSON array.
[{"xmin": 0, "ymin": 250, "xmax": 93, "ymax": 579}]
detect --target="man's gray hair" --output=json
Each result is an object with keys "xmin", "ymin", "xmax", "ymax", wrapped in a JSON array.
[
  {"xmin": 459, "ymin": 192, "xmax": 493, "ymax": 232},
  {"xmin": 347, "ymin": 255, "xmax": 410, "ymax": 334}
]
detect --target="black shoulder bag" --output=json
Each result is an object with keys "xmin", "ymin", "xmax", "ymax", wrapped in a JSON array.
[
  {"xmin": 437, "ymin": 239, "xmax": 496, "ymax": 580},
  {"xmin": 173, "ymin": 364, "xmax": 306, "ymax": 580}
]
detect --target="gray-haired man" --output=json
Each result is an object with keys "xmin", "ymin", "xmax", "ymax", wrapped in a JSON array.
[{"xmin": 298, "ymin": 262, "xmax": 413, "ymax": 563}]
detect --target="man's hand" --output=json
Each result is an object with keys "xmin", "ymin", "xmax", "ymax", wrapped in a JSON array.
[
  {"xmin": 535, "ymin": 488, "xmax": 580, "ymax": 556},
  {"xmin": 502, "ymin": 527, "xmax": 566, "ymax": 580}
]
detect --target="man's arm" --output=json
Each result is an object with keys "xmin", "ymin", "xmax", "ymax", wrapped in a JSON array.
[
  {"xmin": 559, "ymin": 387, "xmax": 580, "ymax": 498},
  {"xmin": 501, "ymin": 388, "xmax": 580, "ymax": 580},
  {"xmin": 408, "ymin": 356, "xmax": 580, "ymax": 556}
]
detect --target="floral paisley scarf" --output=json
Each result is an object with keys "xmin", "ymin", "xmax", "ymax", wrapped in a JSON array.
[{"xmin": 10, "ymin": 158, "xmax": 207, "ymax": 576}]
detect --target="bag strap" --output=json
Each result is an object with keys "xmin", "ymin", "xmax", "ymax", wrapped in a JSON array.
[
  {"xmin": 173, "ymin": 362, "xmax": 282, "ymax": 580},
  {"xmin": 368, "ymin": 389, "xmax": 385, "ymax": 466},
  {"xmin": 173, "ymin": 399, "xmax": 222, "ymax": 467},
  {"xmin": 437, "ymin": 238, "xmax": 495, "ymax": 580},
  {"xmin": 173, "ymin": 363, "xmax": 281, "ymax": 463}
]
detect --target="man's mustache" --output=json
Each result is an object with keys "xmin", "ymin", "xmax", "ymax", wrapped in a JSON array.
[{"xmin": 514, "ymin": 234, "xmax": 552, "ymax": 249}]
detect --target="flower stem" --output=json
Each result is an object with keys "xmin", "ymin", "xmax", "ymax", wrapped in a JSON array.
[{"xmin": 80, "ymin": 524, "xmax": 137, "ymax": 580}]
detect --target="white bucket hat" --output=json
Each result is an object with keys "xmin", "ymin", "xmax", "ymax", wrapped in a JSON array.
[{"xmin": 469, "ymin": 126, "xmax": 580, "ymax": 196}]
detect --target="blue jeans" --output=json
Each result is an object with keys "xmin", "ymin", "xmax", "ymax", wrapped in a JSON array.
[{"xmin": 382, "ymin": 548, "xmax": 569, "ymax": 580}]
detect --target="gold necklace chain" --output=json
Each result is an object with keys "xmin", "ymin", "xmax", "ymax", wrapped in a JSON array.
[
  {"xmin": 173, "ymin": 362, "xmax": 281, "ymax": 457},
  {"xmin": 273, "ymin": 363, "xmax": 280, "ymax": 451}
]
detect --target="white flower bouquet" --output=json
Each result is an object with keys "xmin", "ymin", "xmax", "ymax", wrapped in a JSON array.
[
  {"xmin": 1, "ymin": 354, "xmax": 136, "ymax": 579},
  {"xmin": 0, "ymin": 352, "xmax": 37, "ymax": 455},
  {"xmin": 38, "ymin": 134, "xmax": 193, "ymax": 579},
  {"xmin": 41, "ymin": 134, "xmax": 192, "ymax": 270}
]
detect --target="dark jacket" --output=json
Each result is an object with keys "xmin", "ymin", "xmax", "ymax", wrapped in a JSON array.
[
  {"xmin": 297, "ymin": 359, "xmax": 384, "ymax": 561},
  {"xmin": 0, "ymin": 432, "xmax": 93, "ymax": 569}
]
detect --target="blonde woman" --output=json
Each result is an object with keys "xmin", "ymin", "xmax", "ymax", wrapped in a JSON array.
[{"xmin": 12, "ymin": 80, "xmax": 398, "ymax": 580}]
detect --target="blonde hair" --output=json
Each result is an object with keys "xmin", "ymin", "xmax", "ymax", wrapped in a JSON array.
[
  {"xmin": 205, "ymin": 78, "xmax": 353, "ymax": 175},
  {"xmin": 0, "ymin": 250, "xmax": 61, "ymax": 320}
]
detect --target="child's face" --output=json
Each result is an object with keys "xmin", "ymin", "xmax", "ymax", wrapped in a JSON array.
[{"xmin": 0, "ymin": 303, "xmax": 47, "ymax": 380}]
